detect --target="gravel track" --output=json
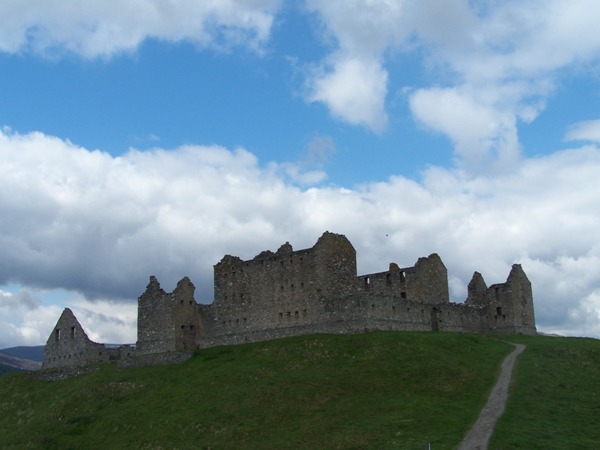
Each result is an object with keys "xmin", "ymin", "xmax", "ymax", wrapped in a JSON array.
[{"xmin": 457, "ymin": 343, "xmax": 526, "ymax": 450}]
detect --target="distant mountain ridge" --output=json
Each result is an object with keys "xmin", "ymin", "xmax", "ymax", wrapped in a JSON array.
[{"xmin": 0, "ymin": 345, "xmax": 44, "ymax": 374}]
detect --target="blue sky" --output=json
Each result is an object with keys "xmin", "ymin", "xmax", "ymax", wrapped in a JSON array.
[{"xmin": 1, "ymin": 0, "xmax": 600, "ymax": 348}]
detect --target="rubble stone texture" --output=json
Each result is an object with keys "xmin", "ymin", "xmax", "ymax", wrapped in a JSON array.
[{"xmin": 43, "ymin": 231, "xmax": 536, "ymax": 369}]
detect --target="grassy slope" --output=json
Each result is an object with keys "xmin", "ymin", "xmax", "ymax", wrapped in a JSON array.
[
  {"xmin": 0, "ymin": 332, "xmax": 597, "ymax": 449},
  {"xmin": 489, "ymin": 335, "xmax": 600, "ymax": 449},
  {"xmin": 0, "ymin": 332, "xmax": 511, "ymax": 449}
]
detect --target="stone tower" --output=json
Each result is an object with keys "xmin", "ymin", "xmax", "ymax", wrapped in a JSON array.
[
  {"xmin": 137, "ymin": 276, "xmax": 201, "ymax": 355},
  {"xmin": 466, "ymin": 264, "xmax": 536, "ymax": 334}
]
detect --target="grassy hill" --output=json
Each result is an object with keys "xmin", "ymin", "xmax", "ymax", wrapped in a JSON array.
[{"xmin": 0, "ymin": 332, "xmax": 598, "ymax": 449}]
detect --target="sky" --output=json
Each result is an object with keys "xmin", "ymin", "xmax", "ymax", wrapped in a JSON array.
[{"xmin": 1, "ymin": 0, "xmax": 600, "ymax": 349}]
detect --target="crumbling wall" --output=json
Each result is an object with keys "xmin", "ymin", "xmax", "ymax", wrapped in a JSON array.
[
  {"xmin": 137, "ymin": 276, "xmax": 202, "ymax": 355},
  {"xmin": 485, "ymin": 264, "xmax": 536, "ymax": 335},
  {"xmin": 43, "ymin": 231, "xmax": 537, "ymax": 370},
  {"xmin": 209, "ymin": 232, "xmax": 358, "ymax": 343},
  {"xmin": 43, "ymin": 308, "xmax": 110, "ymax": 369}
]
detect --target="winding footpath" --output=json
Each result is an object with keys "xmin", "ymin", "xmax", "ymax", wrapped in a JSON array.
[{"xmin": 457, "ymin": 343, "xmax": 526, "ymax": 450}]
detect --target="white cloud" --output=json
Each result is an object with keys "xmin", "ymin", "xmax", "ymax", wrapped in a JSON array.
[
  {"xmin": 304, "ymin": 0, "xmax": 409, "ymax": 132},
  {"xmin": 565, "ymin": 119, "xmax": 600, "ymax": 143},
  {"xmin": 409, "ymin": 86, "xmax": 520, "ymax": 171},
  {"xmin": 0, "ymin": 0, "xmax": 280, "ymax": 57},
  {"xmin": 304, "ymin": 0, "xmax": 600, "ymax": 166},
  {"xmin": 2, "ymin": 129, "xmax": 600, "ymax": 347},
  {"xmin": 307, "ymin": 55, "xmax": 389, "ymax": 132}
]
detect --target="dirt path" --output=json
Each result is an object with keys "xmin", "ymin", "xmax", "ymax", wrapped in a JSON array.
[{"xmin": 457, "ymin": 343, "xmax": 526, "ymax": 450}]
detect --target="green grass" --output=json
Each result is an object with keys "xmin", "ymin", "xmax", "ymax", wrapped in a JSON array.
[
  {"xmin": 0, "ymin": 332, "xmax": 598, "ymax": 449},
  {"xmin": 489, "ymin": 335, "xmax": 600, "ymax": 449}
]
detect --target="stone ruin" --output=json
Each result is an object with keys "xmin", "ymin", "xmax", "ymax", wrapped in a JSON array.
[{"xmin": 43, "ymin": 231, "xmax": 536, "ymax": 369}]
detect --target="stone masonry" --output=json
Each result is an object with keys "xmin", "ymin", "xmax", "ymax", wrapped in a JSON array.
[{"xmin": 43, "ymin": 231, "xmax": 536, "ymax": 369}]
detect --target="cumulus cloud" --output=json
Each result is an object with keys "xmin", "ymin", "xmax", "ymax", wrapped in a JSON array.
[
  {"xmin": 304, "ymin": 0, "xmax": 408, "ymax": 132},
  {"xmin": 565, "ymin": 119, "xmax": 600, "ymax": 143},
  {"xmin": 2, "ymin": 129, "xmax": 600, "ymax": 347},
  {"xmin": 304, "ymin": 0, "xmax": 600, "ymax": 166},
  {"xmin": 0, "ymin": 0, "xmax": 280, "ymax": 57},
  {"xmin": 307, "ymin": 56, "xmax": 389, "ymax": 132}
]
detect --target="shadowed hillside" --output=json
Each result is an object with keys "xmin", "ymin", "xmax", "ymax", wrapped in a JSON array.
[{"xmin": 0, "ymin": 332, "xmax": 598, "ymax": 449}]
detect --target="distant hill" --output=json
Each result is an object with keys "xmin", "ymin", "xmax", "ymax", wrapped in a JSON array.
[
  {"xmin": 0, "ymin": 345, "xmax": 44, "ymax": 373},
  {"xmin": 0, "ymin": 333, "xmax": 598, "ymax": 448},
  {"xmin": 0, "ymin": 345, "xmax": 45, "ymax": 361}
]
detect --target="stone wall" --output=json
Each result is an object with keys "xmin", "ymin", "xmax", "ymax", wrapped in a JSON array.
[
  {"xmin": 42, "ymin": 308, "xmax": 133, "ymax": 369},
  {"xmin": 43, "ymin": 231, "xmax": 537, "ymax": 370}
]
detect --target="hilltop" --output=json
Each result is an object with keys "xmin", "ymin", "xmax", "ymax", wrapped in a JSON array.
[{"xmin": 1, "ymin": 332, "xmax": 598, "ymax": 449}]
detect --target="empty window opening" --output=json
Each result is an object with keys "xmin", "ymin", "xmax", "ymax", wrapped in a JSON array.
[
  {"xmin": 240, "ymin": 293, "xmax": 244, "ymax": 299},
  {"xmin": 386, "ymin": 273, "xmax": 392, "ymax": 285},
  {"xmin": 70, "ymin": 326, "xmax": 76, "ymax": 338},
  {"xmin": 303, "ymin": 309, "xmax": 307, "ymax": 316},
  {"xmin": 301, "ymin": 282, "xmax": 304, "ymax": 289},
  {"xmin": 189, "ymin": 300, "xmax": 193, "ymax": 305},
  {"xmin": 181, "ymin": 325, "xmax": 185, "ymax": 329},
  {"xmin": 55, "ymin": 329, "xmax": 61, "ymax": 341},
  {"xmin": 401, "ymin": 292, "xmax": 407, "ymax": 299},
  {"xmin": 295, "ymin": 311, "xmax": 299, "ymax": 317},
  {"xmin": 371, "ymin": 304, "xmax": 375, "ymax": 309},
  {"xmin": 180, "ymin": 299, "xmax": 184, "ymax": 305},
  {"xmin": 287, "ymin": 311, "xmax": 291, "ymax": 317},
  {"xmin": 400, "ymin": 271, "xmax": 406, "ymax": 282},
  {"xmin": 190, "ymin": 325, "xmax": 194, "ymax": 330},
  {"xmin": 280, "ymin": 285, "xmax": 284, "ymax": 291},
  {"xmin": 243, "ymin": 318, "xmax": 247, "ymax": 324},
  {"xmin": 364, "ymin": 277, "xmax": 371, "ymax": 288},
  {"xmin": 291, "ymin": 284, "xmax": 295, "ymax": 291},
  {"xmin": 496, "ymin": 306, "xmax": 503, "ymax": 316},
  {"xmin": 279, "ymin": 312, "xmax": 283, "ymax": 319}
]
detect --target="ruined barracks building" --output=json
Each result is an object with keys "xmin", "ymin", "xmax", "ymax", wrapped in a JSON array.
[{"xmin": 43, "ymin": 231, "xmax": 536, "ymax": 369}]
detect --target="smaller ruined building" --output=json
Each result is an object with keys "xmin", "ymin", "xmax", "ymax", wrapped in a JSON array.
[{"xmin": 43, "ymin": 231, "xmax": 536, "ymax": 369}]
